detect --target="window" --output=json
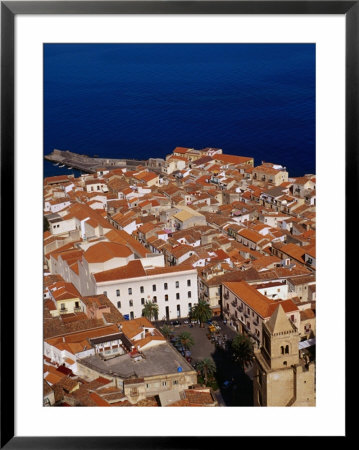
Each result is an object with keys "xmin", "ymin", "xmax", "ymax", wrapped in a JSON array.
[
  {"xmin": 141, "ymin": 298, "xmax": 145, "ymax": 305},
  {"xmin": 285, "ymin": 345, "xmax": 289, "ymax": 354},
  {"xmin": 176, "ymin": 281, "xmax": 179, "ymax": 288},
  {"xmin": 162, "ymin": 381, "xmax": 167, "ymax": 387},
  {"xmin": 165, "ymin": 295, "xmax": 168, "ymax": 301},
  {"xmin": 117, "ymin": 301, "xmax": 121, "ymax": 308},
  {"xmin": 153, "ymin": 285, "xmax": 156, "ymax": 292},
  {"xmin": 140, "ymin": 286, "xmax": 144, "ymax": 293},
  {"xmin": 130, "ymin": 311, "xmax": 134, "ymax": 320},
  {"xmin": 129, "ymin": 300, "xmax": 133, "ymax": 307},
  {"xmin": 75, "ymin": 301, "xmax": 79, "ymax": 309},
  {"xmin": 188, "ymin": 291, "xmax": 191, "ymax": 298},
  {"xmin": 116, "ymin": 289, "xmax": 120, "ymax": 297},
  {"xmin": 60, "ymin": 303, "xmax": 66, "ymax": 311},
  {"xmin": 173, "ymin": 380, "xmax": 178, "ymax": 385},
  {"xmin": 103, "ymin": 291, "xmax": 107, "ymax": 296},
  {"xmin": 187, "ymin": 280, "xmax": 191, "ymax": 287},
  {"xmin": 153, "ymin": 296, "xmax": 157, "ymax": 303},
  {"xmin": 176, "ymin": 293, "xmax": 180, "ymax": 300},
  {"xmin": 128, "ymin": 288, "xmax": 132, "ymax": 295},
  {"xmin": 164, "ymin": 283, "xmax": 168, "ymax": 290}
]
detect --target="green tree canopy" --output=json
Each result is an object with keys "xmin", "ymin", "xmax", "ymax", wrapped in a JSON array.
[
  {"xmin": 231, "ymin": 333, "xmax": 254, "ymax": 370},
  {"xmin": 177, "ymin": 331, "xmax": 194, "ymax": 352},
  {"xmin": 196, "ymin": 358, "xmax": 216, "ymax": 385},
  {"xmin": 142, "ymin": 301, "xmax": 159, "ymax": 322},
  {"xmin": 160, "ymin": 324, "xmax": 173, "ymax": 340},
  {"xmin": 190, "ymin": 300, "xmax": 212, "ymax": 327}
]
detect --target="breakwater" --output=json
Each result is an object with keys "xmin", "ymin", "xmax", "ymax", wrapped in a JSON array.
[{"xmin": 44, "ymin": 149, "xmax": 151, "ymax": 173}]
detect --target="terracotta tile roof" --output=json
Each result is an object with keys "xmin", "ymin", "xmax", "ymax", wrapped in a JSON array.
[
  {"xmin": 50, "ymin": 282, "xmax": 81, "ymax": 301},
  {"xmin": 238, "ymin": 228, "xmax": 266, "ymax": 244},
  {"xmin": 254, "ymin": 164, "xmax": 284, "ymax": 175},
  {"xmin": 45, "ymin": 324, "xmax": 120, "ymax": 352},
  {"xmin": 300, "ymin": 309, "xmax": 315, "ymax": 320},
  {"xmin": 93, "ymin": 260, "xmax": 146, "ymax": 283},
  {"xmin": 173, "ymin": 147, "xmax": 191, "ymax": 154},
  {"xmin": 62, "ymin": 203, "xmax": 114, "ymax": 230},
  {"xmin": 84, "ymin": 242, "xmax": 133, "ymax": 263},
  {"xmin": 105, "ymin": 229, "xmax": 150, "ymax": 258},
  {"xmin": 223, "ymin": 280, "xmax": 298, "ymax": 318},
  {"xmin": 214, "ymin": 154, "xmax": 253, "ymax": 165},
  {"xmin": 119, "ymin": 317, "xmax": 154, "ymax": 339}
]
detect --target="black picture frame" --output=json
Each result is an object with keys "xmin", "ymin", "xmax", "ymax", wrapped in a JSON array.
[{"xmin": 1, "ymin": 1, "xmax": 351, "ymax": 447}]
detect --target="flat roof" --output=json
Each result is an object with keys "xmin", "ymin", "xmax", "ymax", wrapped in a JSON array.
[{"xmin": 80, "ymin": 342, "xmax": 194, "ymax": 379}]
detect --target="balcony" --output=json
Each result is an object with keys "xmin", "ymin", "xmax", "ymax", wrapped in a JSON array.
[
  {"xmin": 223, "ymin": 293, "xmax": 229, "ymax": 300},
  {"xmin": 74, "ymin": 307, "xmax": 82, "ymax": 312},
  {"xmin": 237, "ymin": 305, "xmax": 243, "ymax": 312},
  {"xmin": 231, "ymin": 300, "xmax": 238, "ymax": 308},
  {"xmin": 59, "ymin": 308, "xmax": 68, "ymax": 314}
]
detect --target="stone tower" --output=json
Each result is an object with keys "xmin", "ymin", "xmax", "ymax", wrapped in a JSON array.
[{"xmin": 253, "ymin": 304, "xmax": 315, "ymax": 406}]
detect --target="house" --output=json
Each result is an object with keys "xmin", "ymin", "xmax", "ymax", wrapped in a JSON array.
[
  {"xmin": 46, "ymin": 281, "xmax": 83, "ymax": 317},
  {"xmin": 252, "ymin": 163, "xmax": 288, "ymax": 186},
  {"xmin": 172, "ymin": 205, "xmax": 207, "ymax": 230},
  {"xmin": 222, "ymin": 280, "xmax": 300, "ymax": 347}
]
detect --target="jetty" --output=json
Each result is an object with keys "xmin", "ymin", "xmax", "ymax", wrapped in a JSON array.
[{"xmin": 44, "ymin": 149, "xmax": 151, "ymax": 173}]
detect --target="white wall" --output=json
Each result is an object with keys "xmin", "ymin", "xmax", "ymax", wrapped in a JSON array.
[{"xmin": 96, "ymin": 270, "xmax": 198, "ymax": 320}]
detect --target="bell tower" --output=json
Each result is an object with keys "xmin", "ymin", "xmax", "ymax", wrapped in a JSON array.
[
  {"xmin": 261, "ymin": 304, "xmax": 299, "ymax": 370},
  {"xmin": 253, "ymin": 304, "xmax": 315, "ymax": 406}
]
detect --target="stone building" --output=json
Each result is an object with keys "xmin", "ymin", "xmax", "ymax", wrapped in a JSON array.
[{"xmin": 252, "ymin": 304, "xmax": 315, "ymax": 406}]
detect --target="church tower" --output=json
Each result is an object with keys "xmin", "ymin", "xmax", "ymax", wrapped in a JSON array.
[{"xmin": 253, "ymin": 304, "xmax": 315, "ymax": 406}]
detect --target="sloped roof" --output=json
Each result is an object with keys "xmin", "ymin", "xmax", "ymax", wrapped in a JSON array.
[{"xmin": 265, "ymin": 304, "xmax": 296, "ymax": 335}]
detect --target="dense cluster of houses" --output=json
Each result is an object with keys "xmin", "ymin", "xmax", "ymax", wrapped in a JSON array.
[{"xmin": 43, "ymin": 146, "xmax": 316, "ymax": 407}]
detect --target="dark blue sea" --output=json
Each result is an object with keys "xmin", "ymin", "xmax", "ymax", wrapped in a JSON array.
[{"xmin": 44, "ymin": 44, "xmax": 315, "ymax": 178}]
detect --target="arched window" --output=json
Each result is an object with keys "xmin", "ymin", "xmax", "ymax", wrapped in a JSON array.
[
  {"xmin": 281, "ymin": 346, "xmax": 285, "ymax": 354},
  {"xmin": 285, "ymin": 345, "xmax": 289, "ymax": 354}
]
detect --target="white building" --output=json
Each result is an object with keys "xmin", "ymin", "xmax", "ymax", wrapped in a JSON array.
[{"xmin": 93, "ymin": 260, "xmax": 198, "ymax": 321}]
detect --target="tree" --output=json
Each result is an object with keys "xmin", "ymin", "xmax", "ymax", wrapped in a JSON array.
[
  {"xmin": 142, "ymin": 301, "xmax": 159, "ymax": 321},
  {"xmin": 196, "ymin": 358, "xmax": 216, "ymax": 385},
  {"xmin": 231, "ymin": 333, "xmax": 254, "ymax": 370},
  {"xmin": 160, "ymin": 324, "xmax": 173, "ymax": 340},
  {"xmin": 190, "ymin": 300, "xmax": 212, "ymax": 328},
  {"xmin": 177, "ymin": 331, "xmax": 194, "ymax": 353}
]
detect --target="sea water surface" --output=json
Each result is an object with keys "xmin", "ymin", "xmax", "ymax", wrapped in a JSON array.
[{"xmin": 44, "ymin": 44, "xmax": 315, "ymax": 178}]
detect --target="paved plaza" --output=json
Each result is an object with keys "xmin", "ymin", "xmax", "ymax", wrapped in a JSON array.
[{"xmin": 155, "ymin": 318, "xmax": 253, "ymax": 406}]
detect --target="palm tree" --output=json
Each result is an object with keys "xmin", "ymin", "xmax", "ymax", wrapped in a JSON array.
[
  {"xmin": 190, "ymin": 300, "xmax": 212, "ymax": 328},
  {"xmin": 231, "ymin": 333, "xmax": 254, "ymax": 370},
  {"xmin": 177, "ymin": 331, "xmax": 194, "ymax": 353},
  {"xmin": 160, "ymin": 324, "xmax": 173, "ymax": 340},
  {"xmin": 196, "ymin": 358, "xmax": 216, "ymax": 385},
  {"xmin": 142, "ymin": 301, "xmax": 159, "ymax": 322}
]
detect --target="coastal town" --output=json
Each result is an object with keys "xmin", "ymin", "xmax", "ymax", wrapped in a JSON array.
[{"xmin": 43, "ymin": 146, "xmax": 316, "ymax": 407}]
